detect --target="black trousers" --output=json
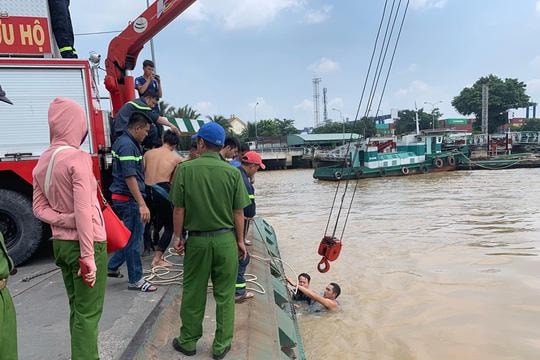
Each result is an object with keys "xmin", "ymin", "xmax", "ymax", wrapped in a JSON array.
[
  {"xmin": 48, "ymin": 0, "xmax": 76, "ymax": 58},
  {"xmin": 145, "ymin": 183, "xmax": 173, "ymax": 252}
]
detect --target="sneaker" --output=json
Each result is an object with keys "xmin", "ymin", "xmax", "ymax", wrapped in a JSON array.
[{"xmin": 235, "ymin": 291, "xmax": 255, "ymax": 303}]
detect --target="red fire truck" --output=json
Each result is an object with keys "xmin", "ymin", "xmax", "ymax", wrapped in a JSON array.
[{"xmin": 0, "ymin": 0, "xmax": 196, "ymax": 265}]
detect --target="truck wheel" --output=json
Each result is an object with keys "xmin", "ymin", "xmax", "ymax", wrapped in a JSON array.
[{"xmin": 0, "ymin": 189, "xmax": 44, "ymax": 265}]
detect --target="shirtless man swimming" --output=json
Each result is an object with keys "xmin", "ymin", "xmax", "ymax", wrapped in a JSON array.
[
  {"xmin": 287, "ymin": 277, "xmax": 341, "ymax": 312},
  {"xmin": 144, "ymin": 130, "xmax": 183, "ymax": 267}
]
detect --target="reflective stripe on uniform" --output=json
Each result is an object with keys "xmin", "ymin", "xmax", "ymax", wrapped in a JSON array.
[
  {"xmin": 248, "ymin": 195, "xmax": 255, "ymax": 199},
  {"xmin": 59, "ymin": 46, "xmax": 74, "ymax": 53},
  {"xmin": 128, "ymin": 101, "xmax": 152, "ymax": 111},
  {"xmin": 111, "ymin": 150, "xmax": 143, "ymax": 161},
  {"xmin": 235, "ymin": 283, "xmax": 246, "ymax": 288}
]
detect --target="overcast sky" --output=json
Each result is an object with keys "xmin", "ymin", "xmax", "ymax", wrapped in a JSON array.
[{"xmin": 70, "ymin": 0, "xmax": 540, "ymax": 129}]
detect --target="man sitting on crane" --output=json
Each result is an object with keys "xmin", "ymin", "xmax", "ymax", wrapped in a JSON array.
[
  {"xmin": 112, "ymin": 90, "xmax": 180, "ymax": 148},
  {"xmin": 135, "ymin": 59, "xmax": 162, "ymax": 115}
]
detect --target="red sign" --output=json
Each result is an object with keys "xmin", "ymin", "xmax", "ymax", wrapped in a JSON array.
[{"xmin": 0, "ymin": 16, "xmax": 52, "ymax": 55}]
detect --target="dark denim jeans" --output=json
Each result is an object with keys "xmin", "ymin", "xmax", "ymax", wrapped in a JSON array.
[
  {"xmin": 235, "ymin": 253, "xmax": 251, "ymax": 296},
  {"xmin": 108, "ymin": 199, "xmax": 144, "ymax": 284}
]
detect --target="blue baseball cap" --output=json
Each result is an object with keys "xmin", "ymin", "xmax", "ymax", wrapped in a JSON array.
[{"xmin": 191, "ymin": 122, "xmax": 225, "ymax": 147}]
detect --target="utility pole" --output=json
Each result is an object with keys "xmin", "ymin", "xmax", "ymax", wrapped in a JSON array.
[
  {"xmin": 424, "ymin": 101, "xmax": 443, "ymax": 130},
  {"xmin": 332, "ymin": 108, "xmax": 344, "ymax": 145},
  {"xmin": 414, "ymin": 103, "xmax": 420, "ymax": 135},
  {"xmin": 481, "ymin": 84, "xmax": 489, "ymax": 136},
  {"xmin": 146, "ymin": 0, "xmax": 157, "ymax": 69},
  {"xmin": 313, "ymin": 78, "xmax": 321, "ymax": 128},
  {"xmin": 254, "ymin": 101, "xmax": 259, "ymax": 141},
  {"xmin": 323, "ymin": 87, "xmax": 328, "ymax": 124}
]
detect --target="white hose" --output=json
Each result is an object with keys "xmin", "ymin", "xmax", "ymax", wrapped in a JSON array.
[{"xmin": 143, "ymin": 248, "xmax": 267, "ymax": 294}]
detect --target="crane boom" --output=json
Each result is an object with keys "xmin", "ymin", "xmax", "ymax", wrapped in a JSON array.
[{"xmin": 104, "ymin": 0, "xmax": 196, "ymax": 114}]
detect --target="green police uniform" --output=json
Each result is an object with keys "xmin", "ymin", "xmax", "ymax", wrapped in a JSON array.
[
  {"xmin": 170, "ymin": 152, "xmax": 250, "ymax": 357},
  {"xmin": 0, "ymin": 232, "xmax": 18, "ymax": 360},
  {"xmin": 53, "ymin": 240, "xmax": 107, "ymax": 360}
]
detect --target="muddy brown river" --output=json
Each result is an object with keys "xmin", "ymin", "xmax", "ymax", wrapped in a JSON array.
[{"xmin": 255, "ymin": 168, "xmax": 540, "ymax": 360}]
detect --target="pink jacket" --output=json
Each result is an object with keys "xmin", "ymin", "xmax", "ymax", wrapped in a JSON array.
[{"xmin": 33, "ymin": 98, "xmax": 106, "ymax": 271}]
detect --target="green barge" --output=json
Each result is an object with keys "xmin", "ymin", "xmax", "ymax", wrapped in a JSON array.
[{"xmin": 314, "ymin": 134, "xmax": 467, "ymax": 181}]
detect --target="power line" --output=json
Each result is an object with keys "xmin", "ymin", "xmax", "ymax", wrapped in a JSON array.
[
  {"xmin": 324, "ymin": 0, "xmax": 411, "ymax": 241},
  {"xmin": 323, "ymin": 0, "xmax": 391, "ymax": 237},
  {"xmin": 74, "ymin": 30, "xmax": 122, "ymax": 36},
  {"xmin": 340, "ymin": 0, "xmax": 411, "ymax": 240}
]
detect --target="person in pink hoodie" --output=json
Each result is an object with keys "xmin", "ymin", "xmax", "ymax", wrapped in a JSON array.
[{"xmin": 33, "ymin": 97, "xmax": 107, "ymax": 360}]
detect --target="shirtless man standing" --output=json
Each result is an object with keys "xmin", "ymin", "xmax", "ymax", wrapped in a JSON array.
[{"xmin": 144, "ymin": 130, "xmax": 183, "ymax": 267}]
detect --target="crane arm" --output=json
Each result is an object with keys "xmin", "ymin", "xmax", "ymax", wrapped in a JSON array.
[{"xmin": 104, "ymin": 0, "xmax": 196, "ymax": 115}]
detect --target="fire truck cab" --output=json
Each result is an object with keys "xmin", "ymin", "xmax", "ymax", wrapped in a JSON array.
[{"xmin": 0, "ymin": 0, "xmax": 196, "ymax": 265}]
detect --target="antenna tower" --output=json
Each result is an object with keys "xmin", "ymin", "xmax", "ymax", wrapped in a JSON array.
[
  {"xmin": 313, "ymin": 78, "xmax": 321, "ymax": 127},
  {"xmin": 481, "ymin": 84, "xmax": 489, "ymax": 136}
]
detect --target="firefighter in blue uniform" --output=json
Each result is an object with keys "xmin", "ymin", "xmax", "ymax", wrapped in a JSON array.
[
  {"xmin": 235, "ymin": 151, "xmax": 265, "ymax": 303},
  {"xmin": 48, "ymin": 0, "xmax": 77, "ymax": 58}
]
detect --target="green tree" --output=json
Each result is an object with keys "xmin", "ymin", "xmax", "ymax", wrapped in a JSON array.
[
  {"xmin": 239, "ymin": 118, "xmax": 298, "ymax": 139},
  {"xmin": 207, "ymin": 114, "xmax": 232, "ymax": 134},
  {"xmin": 312, "ymin": 121, "xmax": 344, "ymax": 134},
  {"xmin": 395, "ymin": 109, "xmax": 433, "ymax": 135},
  {"xmin": 174, "ymin": 105, "xmax": 200, "ymax": 119},
  {"xmin": 240, "ymin": 122, "xmax": 256, "ymax": 140},
  {"xmin": 349, "ymin": 117, "xmax": 377, "ymax": 138},
  {"xmin": 254, "ymin": 119, "xmax": 279, "ymax": 137},
  {"xmin": 452, "ymin": 75, "xmax": 530, "ymax": 133},
  {"xmin": 521, "ymin": 118, "xmax": 540, "ymax": 131},
  {"xmin": 275, "ymin": 118, "xmax": 299, "ymax": 135},
  {"xmin": 158, "ymin": 101, "xmax": 176, "ymax": 117}
]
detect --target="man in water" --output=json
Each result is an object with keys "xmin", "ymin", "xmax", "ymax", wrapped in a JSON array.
[
  {"xmin": 288, "ymin": 278, "xmax": 341, "ymax": 312},
  {"xmin": 291, "ymin": 273, "xmax": 313, "ymax": 305}
]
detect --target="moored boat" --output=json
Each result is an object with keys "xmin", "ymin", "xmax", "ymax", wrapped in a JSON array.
[{"xmin": 313, "ymin": 134, "xmax": 467, "ymax": 181}]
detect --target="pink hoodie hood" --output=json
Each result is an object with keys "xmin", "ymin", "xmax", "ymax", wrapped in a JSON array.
[
  {"xmin": 33, "ymin": 98, "xmax": 106, "ymax": 271},
  {"xmin": 48, "ymin": 97, "xmax": 88, "ymax": 147}
]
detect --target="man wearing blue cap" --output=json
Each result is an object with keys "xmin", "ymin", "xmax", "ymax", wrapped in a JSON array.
[{"xmin": 170, "ymin": 122, "xmax": 250, "ymax": 359}]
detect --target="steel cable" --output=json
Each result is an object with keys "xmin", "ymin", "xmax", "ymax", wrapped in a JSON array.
[{"xmin": 324, "ymin": 0, "xmax": 390, "ymax": 237}]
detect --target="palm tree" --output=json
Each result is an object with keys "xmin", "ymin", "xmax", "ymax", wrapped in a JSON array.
[
  {"xmin": 240, "ymin": 122, "xmax": 256, "ymax": 140},
  {"xmin": 174, "ymin": 105, "xmax": 201, "ymax": 120},
  {"xmin": 158, "ymin": 101, "xmax": 176, "ymax": 117},
  {"xmin": 207, "ymin": 114, "xmax": 232, "ymax": 133}
]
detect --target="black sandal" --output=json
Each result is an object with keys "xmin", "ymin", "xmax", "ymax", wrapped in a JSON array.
[
  {"xmin": 128, "ymin": 280, "xmax": 157, "ymax": 292},
  {"xmin": 107, "ymin": 269, "xmax": 124, "ymax": 278}
]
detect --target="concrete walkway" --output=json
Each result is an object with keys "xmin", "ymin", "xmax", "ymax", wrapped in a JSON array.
[{"xmin": 11, "ymin": 249, "xmax": 165, "ymax": 360}]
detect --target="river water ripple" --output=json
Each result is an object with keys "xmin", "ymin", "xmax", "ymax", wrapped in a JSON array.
[{"xmin": 255, "ymin": 168, "xmax": 540, "ymax": 360}]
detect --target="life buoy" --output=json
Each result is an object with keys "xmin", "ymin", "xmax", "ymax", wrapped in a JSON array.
[
  {"xmin": 317, "ymin": 236, "xmax": 342, "ymax": 273},
  {"xmin": 401, "ymin": 167, "xmax": 410, "ymax": 175},
  {"xmin": 433, "ymin": 158, "xmax": 443, "ymax": 168},
  {"xmin": 447, "ymin": 156, "xmax": 456, "ymax": 166},
  {"xmin": 334, "ymin": 171, "xmax": 342, "ymax": 180}
]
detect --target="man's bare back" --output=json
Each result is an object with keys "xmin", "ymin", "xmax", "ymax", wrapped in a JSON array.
[{"xmin": 144, "ymin": 145, "xmax": 183, "ymax": 185}]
